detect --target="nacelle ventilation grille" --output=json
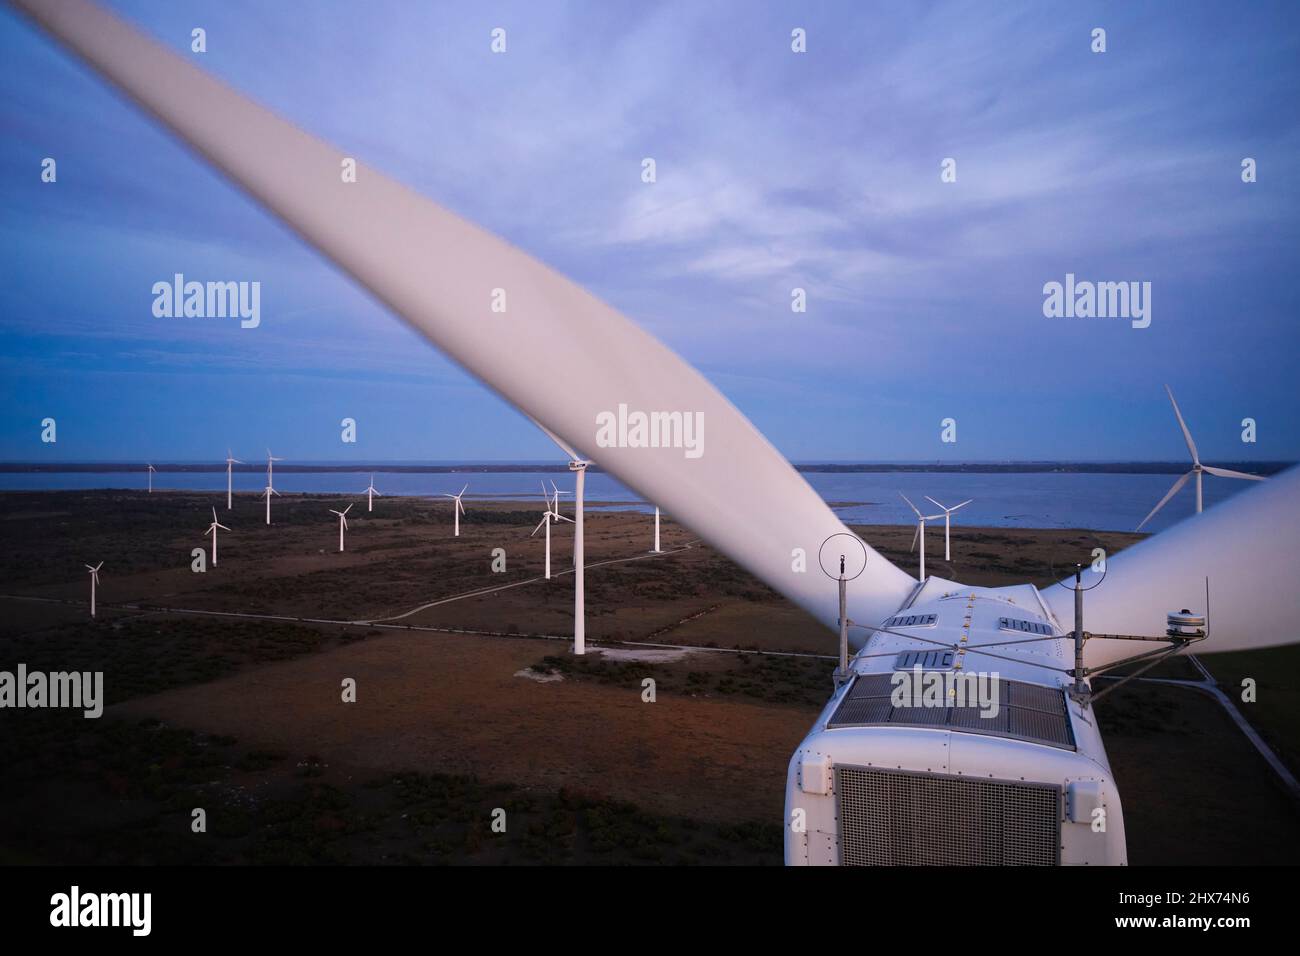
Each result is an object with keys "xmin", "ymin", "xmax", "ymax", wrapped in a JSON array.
[
  {"xmin": 885, "ymin": 613, "xmax": 938, "ymax": 628},
  {"xmin": 998, "ymin": 616, "xmax": 1054, "ymax": 636},
  {"xmin": 836, "ymin": 766, "xmax": 1061, "ymax": 865}
]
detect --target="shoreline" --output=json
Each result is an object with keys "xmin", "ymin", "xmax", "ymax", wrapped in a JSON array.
[{"xmin": 0, "ymin": 460, "xmax": 1293, "ymax": 476}]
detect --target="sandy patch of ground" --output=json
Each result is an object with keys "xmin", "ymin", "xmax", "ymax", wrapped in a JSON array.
[
  {"xmin": 112, "ymin": 630, "xmax": 817, "ymax": 823},
  {"xmin": 514, "ymin": 666, "xmax": 564, "ymax": 683},
  {"xmin": 590, "ymin": 646, "xmax": 696, "ymax": 663}
]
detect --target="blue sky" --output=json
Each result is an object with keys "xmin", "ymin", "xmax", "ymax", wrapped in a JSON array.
[{"xmin": 2, "ymin": 0, "xmax": 1298, "ymax": 462}]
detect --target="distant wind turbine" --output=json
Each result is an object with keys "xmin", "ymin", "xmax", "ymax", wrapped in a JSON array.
[
  {"xmin": 205, "ymin": 507, "xmax": 230, "ymax": 565},
  {"xmin": 543, "ymin": 481, "xmax": 574, "ymax": 564},
  {"xmin": 147, "ymin": 463, "xmax": 155, "ymax": 493},
  {"xmin": 548, "ymin": 480, "xmax": 569, "ymax": 512},
  {"xmin": 262, "ymin": 484, "xmax": 279, "ymax": 525},
  {"xmin": 651, "ymin": 506, "xmax": 663, "ymax": 553},
  {"xmin": 901, "ymin": 493, "xmax": 944, "ymax": 582},
  {"xmin": 225, "ymin": 449, "xmax": 243, "ymax": 509},
  {"xmin": 85, "ymin": 561, "xmax": 102, "ymax": 617},
  {"xmin": 363, "ymin": 474, "xmax": 381, "ymax": 512},
  {"xmin": 924, "ymin": 496, "xmax": 973, "ymax": 562},
  {"xmin": 532, "ymin": 481, "xmax": 573, "ymax": 579},
  {"xmin": 330, "ymin": 504, "xmax": 352, "ymax": 552},
  {"xmin": 266, "ymin": 448, "xmax": 283, "ymax": 485},
  {"xmin": 1137, "ymin": 385, "xmax": 1266, "ymax": 531},
  {"xmin": 443, "ymin": 484, "xmax": 468, "ymax": 536}
]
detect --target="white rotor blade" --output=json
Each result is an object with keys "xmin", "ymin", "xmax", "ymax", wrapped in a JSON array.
[
  {"xmin": 530, "ymin": 416, "xmax": 580, "ymax": 462},
  {"xmin": 924, "ymin": 496, "xmax": 945, "ymax": 511},
  {"xmin": 553, "ymin": 514, "xmax": 575, "ymax": 524},
  {"xmin": 950, "ymin": 499, "xmax": 972, "ymax": 512},
  {"xmin": 1045, "ymin": 465, "xmax": 1300, "ymax": 666},
  {"xmin": 1202, "ymin": 465, "xmax": 1265, "ymax": 481},
  {"xmin": 531, "ymin": 515, "xmax": 548, "ymax": 536},
  {"xmin": 12, "ymin": 0, "xmax": 916, "ymax": 639},
  {"xmin": 1164, "ymin": 384, "xmax": 1200, "ymax": 465},
  {"xmin": 910, "ymin": 522, "xmax": 920, "ymax": 553},
  {"xmin": 900, "ymin": 493, "xmax": 922, "ymax": 519},
  {"xmin": 1135, "ymin": 471, "xmax": 1192, "ymax": 531}
]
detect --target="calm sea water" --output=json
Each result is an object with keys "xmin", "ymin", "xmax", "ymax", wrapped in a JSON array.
[{"xmin": 0, "ymin": 466, "xmax": 1267, "ymax": 533}]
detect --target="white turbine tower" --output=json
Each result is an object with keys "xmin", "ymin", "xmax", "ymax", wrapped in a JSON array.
[
  {"xmin": 224, "ymin": 449, "xmax": 243, "ymax": 509},
  {"xmin": 570, "ymin": 458, "xmax": 590, "ymax": 653},
  {"xmin": 901, "ymin": 494, "xmax": 944, "ymax": 582},
  {"xmin": 262, "ymin": 484, "xmax": 279, "ymax": 525},
  {"xmin": 651, "ymin": 506, "xmax": 663, "ymax": 553},
  {"xmin": 363, "ymin": 474, "xmax": 381, "ymax": 512},
  {"xmin": 330, "ymin": 503, "xmax": 352, "ymax": 552},
  {"xmin": 85, "ymin": 561, "xmax": 102, "ymax": 617},
  {"xmin": 443, "ymin": 484, "xmax": 468, "ymax": 536},
  {"xmin": 531, "ymin": 481, "xmax": 573, "ymax": 579},
  {"xmin": 924, "ymin": 496, "xmax": 973, "ymax": 562},
  {"xmin": 530, "ymin": 423, "xmax": 591, "ymax": 654},
  {"xmin": 146, "ymin": 463, "xmax": 155, "ymax": 493},
  {"xmin": 1137, "ymin": 385, "xmax": 1266, "ymax": 531},
  {"xmin": 205, "ymin": 507, "xmax": 230, "ymax": 566}
]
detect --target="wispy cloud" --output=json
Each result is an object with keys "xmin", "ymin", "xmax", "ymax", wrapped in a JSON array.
[{"xmin": 1, "ymin": 0, "xmax": 1297, "ymax": 460}]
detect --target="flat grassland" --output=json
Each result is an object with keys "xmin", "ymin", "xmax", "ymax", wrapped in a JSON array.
[{"xmin": 1, "ymin": 489, "xmax": 1296, "ymax": 865}]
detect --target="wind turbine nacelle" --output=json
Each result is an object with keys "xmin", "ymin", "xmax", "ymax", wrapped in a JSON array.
[
  {"xmin": 785, "ymin": 583, "xmax": 1128, "ymax": 866},
  {"xmin": 783, "ymin": 708, "xmax": 1127, "ymax": 866}
]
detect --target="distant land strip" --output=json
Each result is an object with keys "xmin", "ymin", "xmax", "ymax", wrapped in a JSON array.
[{"xmin": 0, "ymin": 461, "xmax": 1294, "ymax": 475}]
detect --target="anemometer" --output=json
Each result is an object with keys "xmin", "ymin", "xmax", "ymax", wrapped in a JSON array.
[{"xmin": 819, "ymin": 534, "xmax": 868, "ymax": 685}]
